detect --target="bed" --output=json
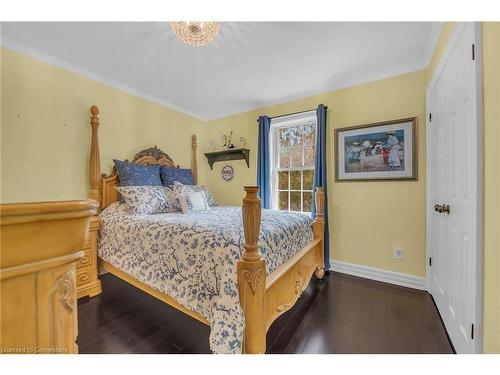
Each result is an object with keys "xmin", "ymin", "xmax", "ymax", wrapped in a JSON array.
[{"xmin": 87, "ymin": 105, "xmax": 326, "ymax": 353}]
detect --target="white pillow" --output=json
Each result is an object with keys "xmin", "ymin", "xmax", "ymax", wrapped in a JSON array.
[
  {"xmin": 172, "ymin": 181, "xmax": 218, "ymax": 207},
  {"xmin": 178, "ymin": 191, "xmax": 210, "ymax": 214}
]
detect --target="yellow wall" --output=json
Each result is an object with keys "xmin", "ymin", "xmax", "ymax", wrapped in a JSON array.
[
  {"xmin": 0, "ymin": 48, "xmax": 207, "ymax": 203},
  {"xmin": 204, "ymin": 70, "xmax": 428, "ymax": 277},
  {"xmin": 428, "ymin": 22, "xmax": 500, "ymax": 354},
  {"xmin": 481, "ymin": 22, "xmax": 500, "ymax": 354}
]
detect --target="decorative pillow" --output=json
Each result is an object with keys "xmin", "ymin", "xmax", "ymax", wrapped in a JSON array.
[
  {"xmin": 116, "ymin": 186, "xmax": 180, "ymax": 215},
  {"xmin": 160, "ymin": 166, "xmax": 194, "ymax": 187},
  {"xmin": 173, "ymin": 181, "xmax": 218, "ymax": 207},
  {"xmin": 113, "ymin": 159, "xmax": 162, "ymax": 186},
  {"xmin": 178, "ymin": 191, "xmax": 210, "ymax": 214}
]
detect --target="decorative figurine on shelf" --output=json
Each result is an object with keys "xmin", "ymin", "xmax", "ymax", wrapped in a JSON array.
[
  {"xmin": 208, "ymin": 141, "xmax": 215, "ymax": 151},
  {"xmin": 239, "ymin": 136, "xmax": 247, "ymax": 148},
  {"xmin": 219, "ymin": 132, "xmax": 228, "ymax": 149},
  {"xmin": 227, "ymin": 131, "xmax": 235, "ymax": 149}
]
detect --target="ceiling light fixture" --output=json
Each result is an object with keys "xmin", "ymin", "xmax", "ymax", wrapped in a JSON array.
[{"xmin": 170, "ymin": 21, "xmax": 220, "ymax": 46}]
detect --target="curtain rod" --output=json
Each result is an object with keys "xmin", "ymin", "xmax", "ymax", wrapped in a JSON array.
[{"xmin": 256, "ymin": 106, "xmax": 328, "ymax": 122}]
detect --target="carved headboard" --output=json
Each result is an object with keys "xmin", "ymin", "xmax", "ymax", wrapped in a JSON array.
[{"xmin": 88, "ymin": 105, "xmax": 198, "ymax": 210}]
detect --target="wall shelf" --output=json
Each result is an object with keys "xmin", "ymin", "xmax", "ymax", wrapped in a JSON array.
[{"xmin": 204, "ymin": 148, "xmax": 250, "ymax": 170}]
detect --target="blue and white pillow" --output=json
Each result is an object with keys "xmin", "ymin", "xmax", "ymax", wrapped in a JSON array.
[
  {"xmin": 172, "ymin": 181, "xmax": 218, "ymax": 207},
  {"xmin": 178, "ymin": 191, "xmax": 210, "ymax": 214},
  {"xmin": 114, "ymin": 159, "xmax": 162, "ymax": 186},
  {"xmin": 116, "ymin": 186, "xmax": 180, "ymax": 215},
  {"xmin": 160, "ymin": 166, "xmax": 194, "ymax": 187}
]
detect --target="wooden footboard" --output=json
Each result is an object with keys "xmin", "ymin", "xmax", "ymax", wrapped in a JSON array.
[{"xmin": 238, "ymin": 186, "xmax": 325, "ymax": 353}]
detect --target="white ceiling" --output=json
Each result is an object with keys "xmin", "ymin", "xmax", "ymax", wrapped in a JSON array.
[{"xmin": 1, "ymin": 22, "xmax": 440, "ymax": 121}]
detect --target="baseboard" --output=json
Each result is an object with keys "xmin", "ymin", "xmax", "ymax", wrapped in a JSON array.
[{"xmin": 330, "ymin": 260, "xmax": 426, "ymax": 290}]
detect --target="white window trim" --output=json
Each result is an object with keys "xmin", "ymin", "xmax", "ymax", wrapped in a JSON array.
[{"xmin": 269, "ymin": 110, "xmax": 317, "ymax": 213}]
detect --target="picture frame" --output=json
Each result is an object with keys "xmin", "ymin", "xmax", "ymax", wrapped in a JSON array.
[
  {"xmin": 221, "ymin": 164, "xmax": 235, "ymax": 182},
  {"xmin": 335, "ymin": 117, "xmax": 418, "ymax": 181}
]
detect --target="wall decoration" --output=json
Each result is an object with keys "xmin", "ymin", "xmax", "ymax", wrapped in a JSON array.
[
  {"xmin": 335, "ymin": 117, "xmax": 417, "ymax": 181},
  {"xmin": 219, "ymin": 132, "xmax": 228, "ymax": 148},
  {"xmin": 227, "ymin": 131, "xmax": 235, "ymax": 149},
  {"xmin": 222, "ymin": 164, "xmax": 235, "ymax": 182},
  {"xmin": 219, "ymin": 131, "xmax": 236, "ymax": 149},
  {"xmin": 240, "ymin": 137, "xmax": 247, "ymax": 147}
]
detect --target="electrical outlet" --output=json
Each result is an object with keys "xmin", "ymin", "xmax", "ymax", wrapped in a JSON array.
[{"xmin": 394, "ymin": 247, "xmax": 404, "ymax": 260}]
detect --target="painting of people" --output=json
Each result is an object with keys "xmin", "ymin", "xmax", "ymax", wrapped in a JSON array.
[{"xmin": 335, "ymin": 118, "xmax": 417, "ymax": 181}]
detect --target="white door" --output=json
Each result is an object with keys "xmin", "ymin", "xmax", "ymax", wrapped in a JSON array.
[{"xmin": 426, "ymin": 23, "xmax": 482, "ymax": 354}]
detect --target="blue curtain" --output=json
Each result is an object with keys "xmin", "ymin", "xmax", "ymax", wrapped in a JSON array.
[
  {"xmin": 257, "ymin": 115, "xmax": 271, "ymax": 208},
  {"xmin": 311, "ymin": 104, "xmax": 330, "ymax": 269}
]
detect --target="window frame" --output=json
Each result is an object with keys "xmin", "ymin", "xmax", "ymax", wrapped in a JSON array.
[{"xmin": 269, "ymin": 111, "xmax": 317, "ymax": 214}]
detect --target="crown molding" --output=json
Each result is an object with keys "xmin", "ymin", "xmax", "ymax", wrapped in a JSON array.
[
  {"xmin": 422, "ymin": 22, "xmax": 445, "ymax": 68},
  {"xmin": 2, "ymin": 34, "xmax": 432, "ymax": 122},
  {"xmin": 0, "ymin": 37, "xmax": 207, "ymax": 121},
  {"xmin": 206, "ymin": 61, "xmax": 426, "ymax": 121}
]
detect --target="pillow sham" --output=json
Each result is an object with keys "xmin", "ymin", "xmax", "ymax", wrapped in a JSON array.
[
  {"xmin": 160, "ymin": 166, "xmax": 194, "ymax": 187},
  {"xmin": 172, "ymin": 181, "xmax": 218, "ymax": 207},
  {"xmin": 113, "ymin": 159, "xmax": 162, "ymax": 186},
  {"xmin": 178, "ymin": 191, "xmax": 210, "ymax": 214},
  {"xmin": 116, "ymin": 186, "xmax": 180, "ymax": 215}
]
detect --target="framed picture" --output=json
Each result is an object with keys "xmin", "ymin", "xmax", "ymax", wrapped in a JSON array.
[{"xmin": 335, "ymin": 117, "xmax": 417, "ymax": 181}]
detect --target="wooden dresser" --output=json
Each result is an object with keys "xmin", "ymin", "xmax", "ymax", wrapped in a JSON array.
[
  {"xmin": 76, "ymin": 216, "xmax": 102, "ymax": 298},
  {"xmin": 0, "ymin": 200, "xmax": 98, "ymax": 354}
]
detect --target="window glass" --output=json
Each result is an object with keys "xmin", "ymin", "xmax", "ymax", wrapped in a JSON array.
[
  {"xmin": 278, "ymin": 191, "xmax": 289, "ymax": 210},
  {"xmin": 272, "ymin": 116, "xmax": 317, "ymax": 214}
]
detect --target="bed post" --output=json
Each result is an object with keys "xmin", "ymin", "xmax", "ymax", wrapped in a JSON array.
[
  {"xmin": 89, "ymin": 105, "xmax": 101, "ymax": 208},
  {"xmin": 76, "ymin": 105, "xmax": 103, "ymax": 299},
  {"xmin": 238, "ymin": 186, "xmax": 266, "ymax": 354},
  {"xmin": 191, "ymin": 135, "xmax": 198, "ymax": 185},
  {"xmin": 313, "ymin": 186, "xmax": 326, "ymax": 279}
]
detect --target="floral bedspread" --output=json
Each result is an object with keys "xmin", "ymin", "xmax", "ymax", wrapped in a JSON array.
[{"xmin": 98, "ymin": 203, "xmax": 313, "ymax": 354}]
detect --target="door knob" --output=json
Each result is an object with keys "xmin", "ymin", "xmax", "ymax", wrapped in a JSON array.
[{"xmin": 434, "ymin": 204, "xmax": 450, "ymax": 214}]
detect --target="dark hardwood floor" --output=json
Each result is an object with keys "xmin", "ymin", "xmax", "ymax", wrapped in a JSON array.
[{"xmin": 77, "ymin": 271, "xmax": 453, "ymax": 354}]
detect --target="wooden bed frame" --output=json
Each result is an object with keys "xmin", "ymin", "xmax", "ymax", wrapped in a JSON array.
[{"xmin": 87, "ymin": 105, "xmax": 325, "ymax": 353}]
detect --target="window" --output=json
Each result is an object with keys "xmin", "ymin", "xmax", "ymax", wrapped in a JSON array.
[{"xmin": 270, "ymin": 112, "xmax": 317, "ymax": 214}]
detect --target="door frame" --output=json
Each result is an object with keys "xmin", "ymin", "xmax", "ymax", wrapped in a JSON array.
[{"xmin": 425, "ymin": 22, "xmax": 484, "ymax": 354}]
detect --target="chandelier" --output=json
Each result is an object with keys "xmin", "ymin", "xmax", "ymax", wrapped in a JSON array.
[{"xmin": 170, "ymin": 22, "xmax": 220, "ymax": 46}]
